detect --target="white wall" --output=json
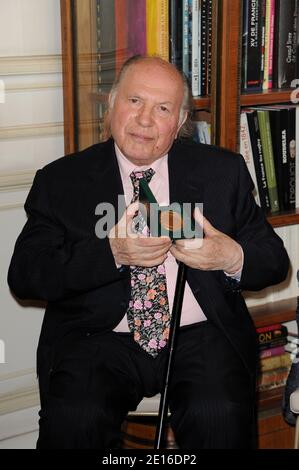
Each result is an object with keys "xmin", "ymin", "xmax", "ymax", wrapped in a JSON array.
[{"xmin": 0, "ymin": 0, "xmax": 63, "ymax": 443}]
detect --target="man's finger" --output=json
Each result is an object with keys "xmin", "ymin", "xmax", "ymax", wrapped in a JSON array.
[{"xmin": 194, "ymin": 206, "xmax": 216, "ymax": 236}]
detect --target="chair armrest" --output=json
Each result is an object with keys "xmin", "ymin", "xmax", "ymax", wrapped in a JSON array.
[{"xmin": 290, "ymin": 388, "xmax": 299, "ymax": 414}]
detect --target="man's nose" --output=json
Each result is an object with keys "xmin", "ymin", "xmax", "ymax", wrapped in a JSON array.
[{"xmin": 136, "ymin": 105, "xmax": 154, "ymax": 126}]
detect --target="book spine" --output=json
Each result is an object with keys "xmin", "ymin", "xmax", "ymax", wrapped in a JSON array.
[
  {"xmin": 240, "ymin": 112, "xmax": 261, "ymax": 206},
  {"xmin": 182, "ymin": 0, "xmax": 189, "ymax": 78},
  {"xmin": 115, "ymin": 0, "xmax": 128, "ymax": 75},
  {"xmin": 259, "ymin": 345, "xmax": 286, "ymax": 358},
  {"xmin": 169, "ymin": 0, "xmax": 183, "ymax": 69},
  {"xmin": 296, "ymin": 106, "xmax": 299, "ymax": 208},
  {"xmin": 268, "ymin": 109, "xmax": 285, "ymax": 210},
  {"xmin": 277, "ymin": 108, "xmax": 290, "ymax": 210},
  {"xmin": 188, "ymin": 0, "xmax": 192, "ymax": 84},
  {"xmin": 242, "ymin": 0, "xmax": 250, "ymax": 90},
  {"xmin": 146, "ymin": 0, "xmax": 169, "ymax": 61},
  {"xmin": 273, "ymin": 0, "xmax": 297, "ymax": 88},
  {"xmin": 260, "ymin": 352, "xmax": 292, "ymax": 372},
  {"xmin": 257, "ymin": 325, "xmax": 288, "ymax": 344},
  {"xmin": 246, "ymin": 0, "xmax": 263, "ymax": 90},
  {"xmin": 258, "ymin": 336, "xmax": 288, "ymax": 350},
  {"xmin": 158, "ymin": 0, "xmax": 169, "ymax": 61},
  {"xmin": 287, "ymin": 107, "xmax": 296, "ymax": 209},
  {"xmin": 192, "ymin": 0, "xmax": 200, "ymax": 96},
  {"xmin": 263, "ymin": 0, "xmax": 270, "ymax": 90},
  {"xmin": 257, "ymin": 367, "xmax": 290, "ymax": 391},
  {"xmin": 257, "ymin": 109, "xmax": 280, "ymax": 212},
  {"xmin": 200, "ymin": 0, "xmax": 208, "ymax": 95},
  {"xmin": 267, "ymin": 0, "xmax": 275, "ymax": 89},
  {"xmin": 256, "ymin": 323, "xmax": 282, "ymax": 333},
  {"xmin": 206, "ymin": 0, "xmax": 213, "ymax": 95},
  {"xmin": 96, "ymin": 0, "xmax": 116, "ymax": 93},
  {"xmin": 246, "ymin": 109, "xmax": 271, "ymax": 212},
  {"xmin": 127, "ymin": 0, "xmax": 146, "ymax": 58}
]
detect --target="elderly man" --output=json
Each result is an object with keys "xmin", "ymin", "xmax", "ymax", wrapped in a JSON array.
[{"xmin": 8, "ymin": 56, "xmax": 289, "ymax": 449}]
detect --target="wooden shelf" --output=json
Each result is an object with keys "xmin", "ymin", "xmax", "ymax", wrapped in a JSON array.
[
  {"xmin": 257, "ymin": 387, "xmax": 285, "ymax": 412},
  {"xmin": 249, "ymin": 297, "xmax": 297, "ymax": 328},
  {"xmin": 267, "ymin": 208, "xmax": 299, "ymax": 228},
  {"xmin": 193, "ymin": 96, "xmax": 211, "ymax": 111},
  {"xmin": 240, "ymin": 89, "xmax": 294, "ymax": 107}
]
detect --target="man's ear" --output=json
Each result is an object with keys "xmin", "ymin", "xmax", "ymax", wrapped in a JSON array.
[{"xmin": 175, "ymin": 111, "xmax": 188, "ymax": 138}]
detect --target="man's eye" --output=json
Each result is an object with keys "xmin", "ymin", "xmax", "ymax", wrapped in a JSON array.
[
  {"xmin": 129, "ymin": 98, "xmax": 139, "ymax": 104},
  {"xmin": 159, "ymin": 106, "xmax": 169, "ymax": 113}
]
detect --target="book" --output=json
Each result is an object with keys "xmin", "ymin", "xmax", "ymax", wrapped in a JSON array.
[
  {"xmin": 258, "ymin": 336, "xmax": 288, "ymax": 350},
  {"xmin": 191, "ymin": 0, "xmax": 200, "ymax": 96},
  {"xmin": 260, "ymin": 345, "xmax": 286, "ymax": 358},
  {"xmin": 115, "ymin": 0, "xmax": 128, "ymax": 75},
  {"xmin": 169, "ymin": 0, "xmax": 183, "ymax": 69},
  {"xmin": 257, "ymin": 324, "xmax": 288, "ymax": 344},
  {"xmin": 296, "ymin": 106, "xmax": 299, "ymax": 208},
  {"xmin": 245, "ymin": 109, "xmax": 271, "ymax": 213},
  {"xmin": 200, "ymin": 0, "xmax": 208, "ymax": 95},
  {"xmin": 257, "ymin": 109, "xmax": 280, "ymax": 212},
  {"xmin": 182, "ymin": 0, "xmax": 189, "ymax": 79},
  {"xmin": 206, "ymin": 0, "xmax": 213, "ymax": 95},
  {"xmin": 263, "ymin": 0, "xmax": 275, "ymax": 90},
  {"xmin": 257, "ymin": 366, "xmax": 290, "ymax": 391},
  {"xmin": 96, "ymin": 0, "xmax": 116, "ymax": 94},
  {"xmin": 127, "ymin": 0, "xmax": 146, "ymax": 58},
  {"xmin": 273, "ymin": 0, "xmax": 297, "ymax": 89},
  {"xmin": 287, "ymin": 107, "xmax": 296, "ymax": 209},
  {"xmin": 240, "ymin": 111, "xmax": 261, "ymax": 206},
  {"xmin": 260, "ymin": 352, "xmax": 292, "ymax": 372},
  {"xmin": 242, "ymin": 0, "xmax": 264, "ymax": 90},
  {"xmin": 146, "ymin": 0, "xmax": 169, "ymax": 61},
  {"xmin": 256, "ymin": 323, "xmax": 283, "ymax": 333}
]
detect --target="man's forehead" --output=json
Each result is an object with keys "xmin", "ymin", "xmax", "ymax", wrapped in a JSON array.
[
  {"xmin": 119, "ymin": 66, "xmax": 183, "ymax": 97},
  {"xmin": 122, "ymin": 63, "xmax": 182, "ymax": 86}
]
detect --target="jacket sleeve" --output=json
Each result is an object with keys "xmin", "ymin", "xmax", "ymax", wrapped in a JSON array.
[
  {"xmin": 234, "ymin": 155, "xmax": 290, "ymax": 291},
  {"xmin": 7, "ymin": 168, "xmax": 122, "ymax": 302}
]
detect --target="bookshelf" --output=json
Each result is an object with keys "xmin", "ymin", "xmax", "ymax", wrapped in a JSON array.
[{"xmin": 60, "ymin": 0, "xmax": 298, "ymax": 449}]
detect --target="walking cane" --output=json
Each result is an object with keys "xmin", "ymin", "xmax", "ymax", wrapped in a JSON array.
[
  {"xmin": 138, "ymin": 179, "xmax": 189, "ymax": 448},
  {"xmin": 154, "ymin": 261, "xmax": 187, "ymax": 449}
]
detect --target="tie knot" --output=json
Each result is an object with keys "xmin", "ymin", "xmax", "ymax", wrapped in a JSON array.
[
  {"xmin": 129, "ymin": 168, "xmax": 155, "ymax": 203},
  {"xmin": 130, "ymin": 168, "xmax": 155, "ymax": 185}
]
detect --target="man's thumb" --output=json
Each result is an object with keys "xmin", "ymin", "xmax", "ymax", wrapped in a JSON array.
[{"xmin": 193, "ymin": 206, "xmax": 215, "ymax": 236}]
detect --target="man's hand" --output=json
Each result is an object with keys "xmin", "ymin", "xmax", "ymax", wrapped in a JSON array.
[
  {"xmin": 109, "ymin": 202, "xmax": 172, "ymax": 267},
  {"xmin": 170, "ymin": 207, "xmax": 243, "ymax": 273}
]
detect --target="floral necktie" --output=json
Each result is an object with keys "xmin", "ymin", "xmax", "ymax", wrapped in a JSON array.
[{"xmin": 126, "ymin": 169, "xmax": 171, "ymax": 357}]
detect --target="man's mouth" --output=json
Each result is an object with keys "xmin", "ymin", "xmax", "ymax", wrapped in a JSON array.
[{"xmin": 129, "ymin": 133, "xmax": 154, "ymax": 142}]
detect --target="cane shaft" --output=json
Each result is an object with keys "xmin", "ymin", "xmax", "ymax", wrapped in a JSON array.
[{"xmin": 154, "ymin": 262, "xmax": 187, "ymax": 449}]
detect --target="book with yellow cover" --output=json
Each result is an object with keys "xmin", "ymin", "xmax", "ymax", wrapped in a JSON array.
[{"xmin": 146, "ymin": 0, "xmax": 169, "ymax": 61}]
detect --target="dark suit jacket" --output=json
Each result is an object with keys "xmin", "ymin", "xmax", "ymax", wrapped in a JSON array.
[{"xmin": 8, "ymin": 138, "xmax": 289, "ymax": 386}]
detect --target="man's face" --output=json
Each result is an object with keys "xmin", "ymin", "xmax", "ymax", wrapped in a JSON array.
[{"xmin": 109, "ymin": 61, "xmax": 186, "ymax": 166}]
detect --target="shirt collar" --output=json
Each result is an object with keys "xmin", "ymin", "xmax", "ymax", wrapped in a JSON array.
[{"xmin": 114, "ymin": 143, "xmax": 167, "ymax": 181}]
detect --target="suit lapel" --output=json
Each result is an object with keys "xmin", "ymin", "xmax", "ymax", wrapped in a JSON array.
[
  {"xmin": 168, "ymin": 141, "xmax": 204, "ymax": 206},
  {"xmin": 89, "ymin": 139, "xmax": 126, "ymax": 222}
]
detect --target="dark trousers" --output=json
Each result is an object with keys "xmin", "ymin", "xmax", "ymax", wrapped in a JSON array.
[{"xmin": 37, "ymin": 321, "xmax": 256, "ymax": 449}]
